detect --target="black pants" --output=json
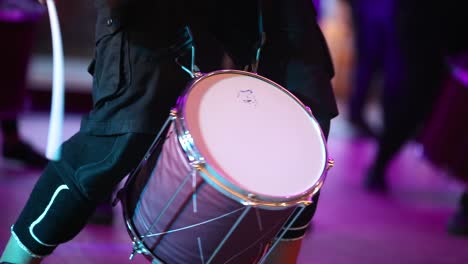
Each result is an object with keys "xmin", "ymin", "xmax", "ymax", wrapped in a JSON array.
[
  {"xmin": 12, "ymin": 132, "xmax": 155, "ymax": 256},
  {"xmin": 280, "ymin": 118, "xmax": 330, "ymax": 240},
  {"xmin": 12, "ymin": 119, "xmax": 330, "ymax": 257}
]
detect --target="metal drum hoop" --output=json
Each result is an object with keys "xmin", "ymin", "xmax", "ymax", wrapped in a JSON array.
[{"xmin": 172, "ymin": 69, "xmax": 330, "ymax": 209}]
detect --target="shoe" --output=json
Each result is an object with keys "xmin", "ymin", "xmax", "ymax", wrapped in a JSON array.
[
  {"xmin": 89, "ymin": 203, "xmax": 114, "ymax": 226},
  {"xmin": 447, "ymin": 211, "xmax": 468, "ymax": 236},
  {"xmin": 2, "ymin": 141, "xmax": 48, "ymax": 168},
  {"xmin": 364, "ymin": 166, "xmax": 388, "ymax": 193}
]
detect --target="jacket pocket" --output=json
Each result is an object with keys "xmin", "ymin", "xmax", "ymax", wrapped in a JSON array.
[
  {"xmin": 90, "ymin": 7, "xmax": 128, "ymax": 108},
  {"xmin": 92, "ymin": 31, "xmax": 123, "ymax": 108}
]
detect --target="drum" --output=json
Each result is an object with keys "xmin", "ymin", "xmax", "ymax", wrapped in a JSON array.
[
  {"xmin": 120, "ymin": 70, "xmax": 331, "ymax": 264},
  {"xmin": 422, "ymin": 59, "xmax": 468, "ymax": 182}
]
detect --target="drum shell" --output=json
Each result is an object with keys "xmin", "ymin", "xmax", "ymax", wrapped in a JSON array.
[
  {"xmin": 124, "ymin": 124, "xmax": 294, "ymax": 264},
  {"xmin": 422, "ymin": 73, "xmax": 468, "ymax": 182},
  {"xmin": 123, "ymin": 70, "xmax": 329, "ymax": 263}
]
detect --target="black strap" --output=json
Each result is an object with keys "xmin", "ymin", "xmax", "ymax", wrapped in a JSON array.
[{"xmin": 249, "ymin": 0, "xmax": 266, "ymax": 73}]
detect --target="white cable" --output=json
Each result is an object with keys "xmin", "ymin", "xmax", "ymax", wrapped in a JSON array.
[{"xmin": 45, "ymin": 0, "xmax": 64, "ymax": 160}]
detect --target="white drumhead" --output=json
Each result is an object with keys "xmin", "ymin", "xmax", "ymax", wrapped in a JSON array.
[{"xmin": 183, "ymin": 72, "xmax": 327, "ymax": 198}]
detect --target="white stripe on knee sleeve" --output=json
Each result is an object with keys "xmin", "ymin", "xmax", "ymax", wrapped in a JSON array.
[{"xmin": 28, "ymin": 184, "xmax": 70, "ymax": 247}]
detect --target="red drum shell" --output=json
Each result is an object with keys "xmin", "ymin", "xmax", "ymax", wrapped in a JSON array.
[
  {"xmin": 124, "ymin": 124, "xmax": 293, "ymax": 263},
  {"xmin": 422, "ymin": 73, "xmax": 468, "ymax": 182},
  {"xmin": 122, "ymin": 70, "xmax": 329, "ymax": 263}
]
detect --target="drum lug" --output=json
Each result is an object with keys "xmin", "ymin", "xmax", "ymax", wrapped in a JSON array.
[
  {"xmin": 327, "ymin": 158, "xmax": 335, "ymax": 170},
  {"xmin": 170, "ymin": 108, "xmax": 178, "ymax": 117},
  {"xmin": 193, "ymin": 70, "xmax": 203, "ymax": 78},
  {"xmin": 190, "ymin": 160, "xmax": 205, "ymax": 169},
  {"xmin": 129, "ymin": 240, "xmax": 149, "ymax": 260}
]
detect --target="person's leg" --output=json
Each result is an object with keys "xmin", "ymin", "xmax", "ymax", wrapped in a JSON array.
[
  {"xmin": 263, "ymin": 240, "xmax": 303, "ymax": 264},
  {"xmin": 447, "ymin": 189, "xmax": 468, "ymax": 236},
  {"xmin": 364, "ymin": 128, "xmax": 407, "ymax": 192},
  {"xmin": 1, "ymin": 162, "xmax": 94, "ymax": 263},
  {"xmin": 364, "ymin": 0, "xmax": 444, "ymax": 192},
  {"xmin": 1, "ymin": 119, "xmax": 48, "ymax": 168},
  {"xmin": 1, "ymin": 132, "xmax": 154, "ymax": 263},
  {"xmin": 1, "ymin": 119, "xmax": 20, "ymax": 143},
  {"xmin": 0, "ymin": 19, "xmax": 45, "ymax": 168},
  {"xmin": 364, "ymin": 78, "xmax": 418, "ymax": 192},
  {"xmin": 264, "ymin": 192, "xmax": 321, "ymax": 264},
  {"xmin": 264, "ymin": 119, "xmax": 330, "ymax": 264},
  {"xmin": 1, "ymin": 237, "xmax": 41, "ymax": 264},
  {"xmin": 348, "ymin": 1, "xmax": 383, "ymax": 137},
  {"xmin": 364, "ymin": 71, "xmax": 443, "ymax": 192}
]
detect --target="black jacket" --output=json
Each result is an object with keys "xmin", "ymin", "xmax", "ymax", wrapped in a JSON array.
[{"xmin": 81, "ymin": 0, "xmax": 337, "ymax": 135}]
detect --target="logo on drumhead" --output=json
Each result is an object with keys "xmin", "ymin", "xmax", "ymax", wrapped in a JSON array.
[{"xmin": 237, "ymin": 89, "xmax": 257, "ymax": 107}]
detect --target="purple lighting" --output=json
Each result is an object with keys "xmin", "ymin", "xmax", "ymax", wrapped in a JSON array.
[{"xmin": 0, "ymin": 0, "xmax": 45, "ymax": 23}]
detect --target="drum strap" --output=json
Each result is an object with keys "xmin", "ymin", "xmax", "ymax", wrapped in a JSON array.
[
  {"xmin": 176, "ymin": 1, "xmax": 266, "ymax": 77},
  {"xmin": 246, "ymin": 0, "xmax": 266, "ymax": 74},
  {"xmin": 173, "ymin": 28, "xmax": 202, "ymax": 78}
]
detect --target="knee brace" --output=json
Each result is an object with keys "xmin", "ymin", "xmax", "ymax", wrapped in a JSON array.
[{"xmin": 12, "ymin": 164, "xmax": 95, "ymax": 257}]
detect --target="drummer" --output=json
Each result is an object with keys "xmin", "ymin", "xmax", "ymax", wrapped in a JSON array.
[{"xmin": 0, "ymin": 1, "xmax": 338, "ymax": 264}]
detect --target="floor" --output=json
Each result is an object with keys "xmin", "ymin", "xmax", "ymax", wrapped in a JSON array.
[{"xmin": 1, "ymin": 104, "xmax": 467, "ymax": 264}]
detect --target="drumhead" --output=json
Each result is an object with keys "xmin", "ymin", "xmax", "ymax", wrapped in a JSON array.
[{"xmin": 179, "ymin": 71, "xmax": 327, "ymax": 199}]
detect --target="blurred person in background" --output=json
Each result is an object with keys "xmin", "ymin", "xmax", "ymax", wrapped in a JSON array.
[
  {"xmin": 346, "ymin": 0, "xmax": 396, "ymax": 138},
  {"xmin": 360, "ymin": 0, "xmax": 468, "ymax": 236},
  {"xmin": 0, "ymin": 0, "xmax": 48, "ymax": 168},
  {"xmin": 442, "ymin": 55, "xmax": 468, "ymax": 236},
  {"xmin": 448, "ymin": 189, "xmax": 468, "ymax": 236},
  {"xmin": 422, "ymin": 33, "xmax": 468, "ymax": 236},
  {"xmin": 364, "ymin": 0, "xmax": 447, "ymax": 191},
  {"xmin": 432, "ymin": 0, "xmax": 468, "ymax": 237}
]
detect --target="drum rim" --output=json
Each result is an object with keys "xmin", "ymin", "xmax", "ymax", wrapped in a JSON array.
[{"xmin": 173, "ymin": 69, "xmax": 330, "ymax": 208}]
